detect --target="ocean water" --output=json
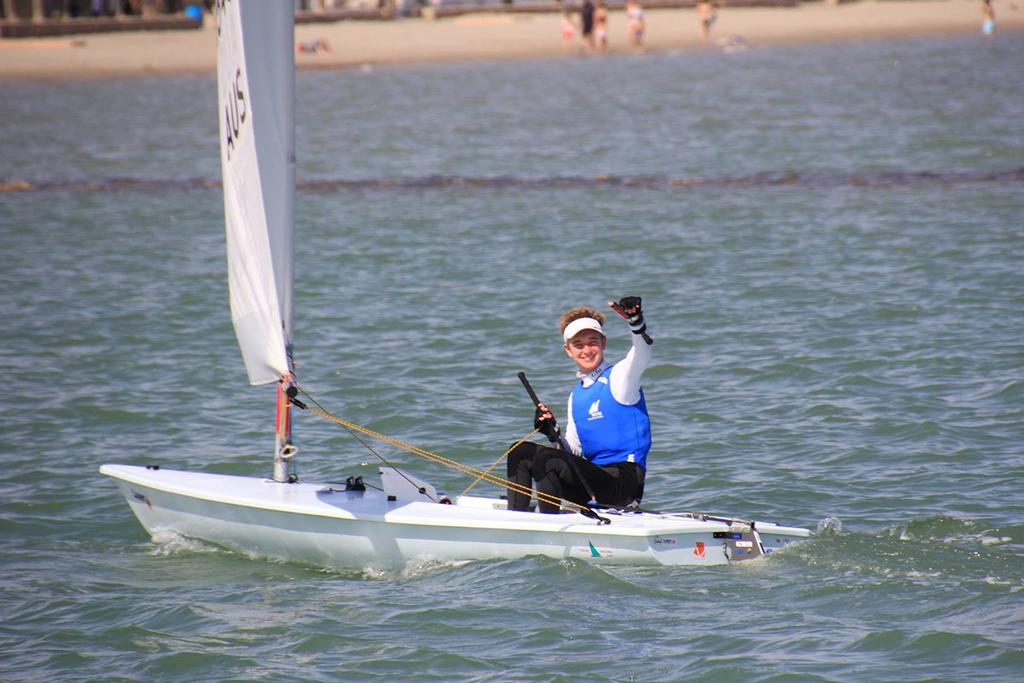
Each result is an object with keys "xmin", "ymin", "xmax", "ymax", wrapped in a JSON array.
[{"xmin": 2, "ymin": 32, "xmax": 1023, "ymax": 682}]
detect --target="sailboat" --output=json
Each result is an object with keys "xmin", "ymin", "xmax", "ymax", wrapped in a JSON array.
[{"xmin": 100, "ymin": 3, "xmax": 809, "ymax": 569}]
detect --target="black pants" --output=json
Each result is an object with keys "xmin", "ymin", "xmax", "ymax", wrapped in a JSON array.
[{"xmin": 506, "ymin": 441, "xmax": 645, "ymax": 513}]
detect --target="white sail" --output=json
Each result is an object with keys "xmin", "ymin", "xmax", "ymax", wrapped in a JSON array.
[{"xmin": 216, "ymin": 2, "xmax": 295, "ymax": 385}]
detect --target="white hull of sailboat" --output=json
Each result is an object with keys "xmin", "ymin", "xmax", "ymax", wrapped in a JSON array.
[{"xmin": 100, "ymin": 464, "xmax": 809, "ymax": 568}]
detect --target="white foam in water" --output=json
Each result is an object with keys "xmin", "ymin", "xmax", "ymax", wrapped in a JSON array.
[
  {"xmin": 982, "ymin": 576, "xmax": 1014, "ymax": 587},
  {"xmin": 400, "ymin": 558, "xmax": 472, "ymax": 578},
  {"xmin": 979, "ymin": 536, "xmax": 1010, "ymax": 546},
  {"xmin": 816, "ymin": 517, "xmax": 843, "ymax": 534},
  {"xmin": 148, "ymin": 529, "xmax": 218, "ymax": 556},
  {"xmin": 360, "ymin": 558, "xmax": 471, "ymax": 581}
]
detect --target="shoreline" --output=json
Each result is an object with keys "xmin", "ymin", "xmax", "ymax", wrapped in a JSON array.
[{"xmin": 0, "ymin": 1, "xmax": 1021, "ymax": 80}]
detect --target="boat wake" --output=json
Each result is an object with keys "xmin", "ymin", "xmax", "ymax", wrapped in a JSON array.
[
  {"xmin": 889, "ymin": 514, "xmax": 1016, "ymax": 549},
  {"xmin": 780, "ymin": 514, "xmax": 1023, "ymax": 589}
]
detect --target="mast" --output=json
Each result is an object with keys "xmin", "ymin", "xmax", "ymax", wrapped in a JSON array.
[
  {"xmin": 216, "ymin": 2, "xmax": 297, "ymax": 482},
  {"xmin": 274, "ymin": 371, "xmax": 297, "ymax": 483}
]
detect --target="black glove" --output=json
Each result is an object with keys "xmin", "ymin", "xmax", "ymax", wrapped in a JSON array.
[
  {"xmin": 615, "ymin": 296, "xmax": 647, "ymax": 336},
  {"xmin": 534, "ymin": 405, "xmax": 560, "ymax": 444}
]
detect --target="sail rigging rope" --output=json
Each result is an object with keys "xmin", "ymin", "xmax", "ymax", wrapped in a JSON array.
[
  {"xmin": 457, "ymin": 445, "xmax": 519, "ymax": 499},
  {"xmin": 293, "ymin": 386, "xmax": 589, "ymax": 515}
]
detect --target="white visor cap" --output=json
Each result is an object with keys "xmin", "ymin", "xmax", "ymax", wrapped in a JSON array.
[{"xmin": 562, "ymin": 317, "xmax": 605, "ymax": 343}]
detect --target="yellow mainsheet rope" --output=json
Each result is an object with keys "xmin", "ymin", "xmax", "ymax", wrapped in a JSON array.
[
  {"xmin": 297, "ymin": 393, "xmax": 584, "ymax": 514},
  {"xmin": 458, "ymin": 432, "xmax": 535, "ymax": 499}
]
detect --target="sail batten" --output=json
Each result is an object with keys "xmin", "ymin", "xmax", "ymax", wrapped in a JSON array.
[{"xmin": 216, "ymin": 2, "xmax": 295, "ymax": 385}]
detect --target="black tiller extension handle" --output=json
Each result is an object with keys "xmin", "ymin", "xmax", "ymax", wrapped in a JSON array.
[{"xmin": 516, "ymin": 371, "xmax": 602, "ymax": 510}]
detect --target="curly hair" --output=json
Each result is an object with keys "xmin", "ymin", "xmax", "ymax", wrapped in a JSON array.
[{"xmin": 558, "ymin": 306, "xmax": 605, "ymax": 334}]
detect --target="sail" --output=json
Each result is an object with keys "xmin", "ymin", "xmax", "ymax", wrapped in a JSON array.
[{"xmin": 216, "ymin": 2, "xmax": 295, "ymax": 385}]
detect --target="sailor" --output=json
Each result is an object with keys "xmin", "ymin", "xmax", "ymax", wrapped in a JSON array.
[{"xmin": 507, "ymin": 296, "xmax": 652, "ymax": 513}]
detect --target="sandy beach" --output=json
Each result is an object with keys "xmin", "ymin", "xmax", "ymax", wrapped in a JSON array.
[{"xmin": 0, "ymin": 0, "xmax": 1020, "ymax": 79}]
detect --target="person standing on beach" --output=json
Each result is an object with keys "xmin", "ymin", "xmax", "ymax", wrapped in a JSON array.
[
  {"xmin": 697, "ymin": 0, "xmax": 718, "ymax": 43},
  {"xmin": 561, "ymin": 10, "xmax": 577, "ymax": 50},
  {"xmin": 626, "ymin": 0, "xmax": 646, "ymax": 50},
  {"xmin": 594, "ymin": 1, "xmax": 609, "ymax": 52},
  {"xmin": 580, "ymin": 0, "xmax": 596, "ymax": 52},
  {"xmin": 506, "ymin": 298, "xmax": 653, "ymax": 513},
  {"xmin": 981, "ymin": 0, "xmax": 996, "ymax": 36}
]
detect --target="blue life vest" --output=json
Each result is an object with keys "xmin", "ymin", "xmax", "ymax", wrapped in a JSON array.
[{"xmin": 571, "ymin": 364, "xmax": 651, "ymax": 470}]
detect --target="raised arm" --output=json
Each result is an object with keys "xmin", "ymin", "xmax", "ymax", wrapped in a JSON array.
[{"xmin": 608, "ymin": 296, "xmax": 653, "ymax": 406}]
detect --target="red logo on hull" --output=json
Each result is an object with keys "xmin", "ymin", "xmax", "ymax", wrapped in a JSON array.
[{"xmin": 694, "ymin": 541, "xmax": 706, "ymax": 558}]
